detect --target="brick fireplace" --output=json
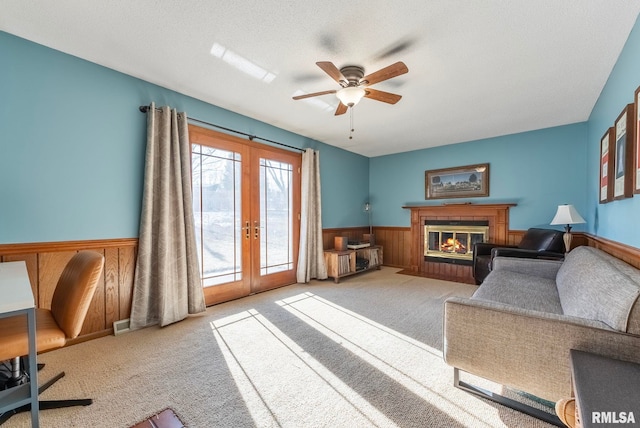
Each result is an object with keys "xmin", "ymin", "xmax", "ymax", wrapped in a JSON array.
[{"xmin": 403, "ymin": 203, "xmax": 516, "ymax": 283}]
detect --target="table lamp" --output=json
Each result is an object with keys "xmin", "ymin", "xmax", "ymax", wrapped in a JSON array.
[{"xmin": 550, "ymin": 204, "xmax": 586, "ymax": 253}]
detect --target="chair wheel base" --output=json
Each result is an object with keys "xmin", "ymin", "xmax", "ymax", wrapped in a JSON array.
[
  {"xmin": 0, "ymin": 371, "xmax": 93, "ymax": 426},
  {"xmin": 0, "ymin": 373, "xmax": 28, "ymax": 390}
]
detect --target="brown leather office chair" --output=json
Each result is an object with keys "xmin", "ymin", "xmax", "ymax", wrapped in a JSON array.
[{"xmin": 0, "ymin": 251, "xmax": 104, "ymax": 423}]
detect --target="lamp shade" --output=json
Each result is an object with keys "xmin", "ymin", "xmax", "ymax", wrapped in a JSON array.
[
  {"xmin": 336, "ymin": 86, "xmax": 366, "ymax": 107},
  {"xmin": 550, "ymin": 204, "xmax": 585, "ymax": 226}
]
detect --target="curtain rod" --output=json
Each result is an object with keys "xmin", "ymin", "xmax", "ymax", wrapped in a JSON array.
[{"xmin": 139, "ymin": 105, "xmax": 305, "ymax": 153}]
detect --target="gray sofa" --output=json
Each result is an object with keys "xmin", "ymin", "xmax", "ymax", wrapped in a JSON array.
[{"xmin": 443, "ymin": 245, "xmax": 640, "ymax": 403}]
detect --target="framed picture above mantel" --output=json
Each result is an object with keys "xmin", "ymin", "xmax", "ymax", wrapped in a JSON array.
[{"xmin": 425, "ymin": 163, "xmax": 489, "ymax": 200}]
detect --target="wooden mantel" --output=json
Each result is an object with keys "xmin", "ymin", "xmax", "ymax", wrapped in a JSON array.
[{"xmin": 403, "ymin": 203, "xmax": 516, "ymax": 283}]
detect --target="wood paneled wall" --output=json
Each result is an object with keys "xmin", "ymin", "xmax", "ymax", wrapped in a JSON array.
[
  {"xmin": 371, "ymin": 227, "xmax": 412, "ymax": 268},
  {"xmin": 577, "ymin": 233, "xmax": 640, "ymax": 270},
  {"xmin": 322, "ymin": 226, "xmax": 412, "ymax": 269},
  {"xmin": 0, "ymin": 239, "xmax": 137, "ymax": 343},
  {"xmin": 322, "ymin": 227, "xmax": 370, "ymax": 250},
  {"xmin": 323, "ymin": 227, "xmax": 529, "ymax": 271},
  {"xmin": 507, "ymin": 230, "xmax": 526, "ymax": 246},
  {"xmin": 2, "ymin": 229, "xmax": 639, "ymax": 347},
  {"xmin": 502, "ymin": 231, "xmax": 640, "ymax": 268},
  {"xmin": 354, "ymin": 228, "xmax": 640, "ymax": 273}
]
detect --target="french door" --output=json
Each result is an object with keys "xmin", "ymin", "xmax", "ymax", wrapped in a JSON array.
[{"xmin": 189, "ymin": 125, "xmax": 301, "ymax": 306}]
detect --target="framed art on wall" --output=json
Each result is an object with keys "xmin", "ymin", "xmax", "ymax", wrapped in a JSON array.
[
  {"xmin": 425, "ymin": 163, "xmax": 489, "ymax": 200},
  {"xmin": 634, "ymin": 86, "xmax": 640, "ymax": 193},
  {"xmin": 613, "ymin": 103, "xmax": 635, "ymax": 200},
  {"xmin": 599, "ymin": 127, "xmax": 614, "ymax": 203}
]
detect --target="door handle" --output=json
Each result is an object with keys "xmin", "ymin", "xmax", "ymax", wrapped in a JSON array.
[
  {"xmin": 242, "ymin": 221, "xmax": 250, "ymax": 239},
  {"xmin": 254, "ymin": 221, "xmax": 260, "ymax": 239}
]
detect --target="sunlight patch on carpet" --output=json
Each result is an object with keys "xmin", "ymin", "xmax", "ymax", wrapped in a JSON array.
[
  {"xmin": 210, "ymin": 309, "xmax": 398, "ymax": 427},
  {"xmin": 276, "ymin": 292, "xmax": 495, "ymax": 427},
  {"xmin": 278, "ymin": 292, "xmax": 441, "ymax": 357}
]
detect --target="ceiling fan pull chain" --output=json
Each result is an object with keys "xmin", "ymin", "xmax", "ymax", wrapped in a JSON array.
[{"xmin": 349, "ymin": 107, "xmax": 354, "ymax": 139}]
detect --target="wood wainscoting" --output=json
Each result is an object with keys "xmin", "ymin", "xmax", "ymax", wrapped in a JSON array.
[
  {"xmin": 497, "ymin": 231, "xmax": 640, "ymax": 270},
  {"xmin": 575, "ymin": 233, "xmax": 640, "ymax": 270},
  {"xmin": 325, "ymin": 222, "xmax": 519, "ymax": 278},
  {"xmin": 0, "ymin": 239, "xmax": 137, "ymax": 343},
  {"xmin": 370, "ymin": 227, "xmax": 412, "ymax": 268},
  {"xmin": 334, "ymin": 228, "xmax": 640, "ymax": 272},
  {"xmin": 322, "ymin": 227, "xmax": 370, "ymax": 251},
  {"xmin": 1, "ymin": 229, "xmax": 638, "ymax": 347},
  {"xmin": 323, "ymin": 226, "xmax": 412, "ymax": 268}
]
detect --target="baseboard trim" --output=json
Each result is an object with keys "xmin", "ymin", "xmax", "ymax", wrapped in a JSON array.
[{"xmin": 65, "ymin": 329, "xmax": 114, "ymax": 347}]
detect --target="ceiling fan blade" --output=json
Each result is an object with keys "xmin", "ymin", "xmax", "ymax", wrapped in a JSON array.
[
  {"xmin": 316, "ymin": 61, "xmax": 346, "ymax": 85},
  {"xmin": 361, "ymin": 61, "xmax": 408, "ymax": 86},
  {"xmin": 292, "ymin": 72, "xmax": 324, "ymax": 83},
  {"xmin": 372, "ymin": 38, "xmax": 416, "ymax": 61},
  {"xmin": 335, "ymin": 102, "xmax": 348, "ymax": 116},
  {"xmin": 364, "ymin": 88, "xmax": 402, "ymax": 104},
  {"xmin": 292, "ymin": 90, "xmax": 336, "ymax": 100}
]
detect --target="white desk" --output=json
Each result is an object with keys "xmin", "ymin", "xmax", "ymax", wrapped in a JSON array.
[{"xmin": 0, "ymin": 261, "xmax": 39, "ymax": 427}]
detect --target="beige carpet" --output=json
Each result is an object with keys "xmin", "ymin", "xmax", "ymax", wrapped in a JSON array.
[{"xmin": 7, "ymin": 268, "xmax": 556, "ymax": 427}]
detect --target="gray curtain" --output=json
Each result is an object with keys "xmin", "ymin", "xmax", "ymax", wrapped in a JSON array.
[
  {"xmin": 296, "ymin": 149, "xmax": 328, "ymax": 282},
  {"xmin": 130, "ymin": 103, "xmax": 206, "ymax": 329}
]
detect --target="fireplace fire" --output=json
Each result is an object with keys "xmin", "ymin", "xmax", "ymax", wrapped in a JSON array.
[
  {"xmin": 424, "ymin": 220, "xmax": 489, "ymax": 264},
  {"xmin": 441, "ymin": 238, "xmax": 467, "ymax": 253}
]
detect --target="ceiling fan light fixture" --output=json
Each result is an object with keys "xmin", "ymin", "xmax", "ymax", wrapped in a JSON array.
[{"xmin": 336, "ymin": 86, "xmax": 366, "ymax": 107}]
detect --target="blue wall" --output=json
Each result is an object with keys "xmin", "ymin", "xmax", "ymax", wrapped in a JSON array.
[
  {"xmin": 587, "ymin": 16, "xmax": 640, "ymax": 247},
  {"xmin": 0, "ymin": 32, "xmax": 369, "ymax": 243},
  {"xmin": 369, "ymin": 123, "xmax": 588, "ymax": 230},
  {"xmin": 370, "ymin": 13, "xmax": 640, "ymax": 250},
  {"xmin": 4, "ymin": 13, "xmax": 640, "ymax": 248}
]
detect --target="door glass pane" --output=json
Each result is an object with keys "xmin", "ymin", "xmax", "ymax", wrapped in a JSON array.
[
  {"xmin": 192, "ymin": 144, "xmax": 242, "ymax": 286},
  {"xmin": 259, "ymin": 158, "xmax": 293, "ymax": 275}
]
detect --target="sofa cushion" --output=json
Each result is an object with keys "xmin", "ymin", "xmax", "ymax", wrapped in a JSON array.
[
  {"xmin": 492, "ymin": 256, "xmax": 563, "ymax": 280},
  {"xmin": 472, "ymin": 270, "xmax": 563, "ymax": 314},
  {"xmin": 603, "ymin": 252, "xmax": 640, "ymax": 335},
  {"xmin": 628, "ymin": 301, "xmax": 640, "ymax": 336},
  {"xmin": 556, "ymin": 246, "xmax": 640, "ymax": 332}
]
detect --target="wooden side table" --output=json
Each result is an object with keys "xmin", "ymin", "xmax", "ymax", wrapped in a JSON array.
[
  {"xmin": 324, "ymin": 245, "xmax": 383, "ymax": 283},
  {"xmin": 569, "ymin": 349, "xmax": 640, "ymax": 427}
]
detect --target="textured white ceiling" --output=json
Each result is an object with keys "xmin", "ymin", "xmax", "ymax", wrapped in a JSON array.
[{"xmin": 2, "ymin": 1, "xmax": 639, "ymax": 157}]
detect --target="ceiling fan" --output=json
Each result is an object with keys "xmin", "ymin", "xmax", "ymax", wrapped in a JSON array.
[{"xmin": 293, "ymin": 61, "xmax": 409, "ymax": 115}]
